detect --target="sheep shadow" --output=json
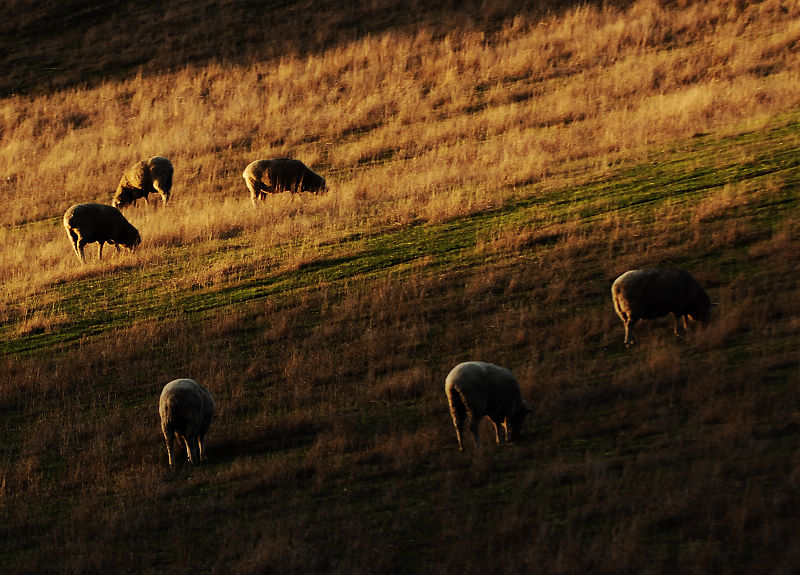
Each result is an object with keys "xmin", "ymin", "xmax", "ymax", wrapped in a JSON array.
[{"xmin": 208, "ymin": 420, "xmax": 322, "ymax": 466}]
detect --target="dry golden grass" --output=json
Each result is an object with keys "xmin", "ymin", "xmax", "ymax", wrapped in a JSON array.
[
  {"xmin": 3, "ymin": 1, "xmax": 800, "ymax": 573},
  {"xmin": 3, "ymin": 0, "xmax": 800, "ymax": 297}
]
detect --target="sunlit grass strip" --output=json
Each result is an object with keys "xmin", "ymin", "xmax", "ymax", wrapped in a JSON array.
[{"xmin": 4, "ymin": 117, "xmax": 800, "ymax": 356}]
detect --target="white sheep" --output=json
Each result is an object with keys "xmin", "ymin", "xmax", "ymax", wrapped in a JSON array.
[
  {"xmin": 242, "ymin": 158, "xmax": 327, "ymax": 205},
  {"xmin": 112, "ymin": 156, "xmax": 174, "ymax": 209},
  {"xmin": 63, "ymin": 203, "xmax": 141, "ymax": 263},
  {"xmin": 159, "ymin": 378, "xmax": 215, "ymax": 469},
  {"xmin": 444, "ymin": 361, "xmax": 531, "ymax": 450},
  {"xmin": 612, "ymin": 268, "xmax": 714, "ymax": 346}
]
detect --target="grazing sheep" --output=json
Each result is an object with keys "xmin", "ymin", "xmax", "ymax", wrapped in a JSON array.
[
  {"xmin": 242, "ymin": 158, "xmax": 327, "ymax": 205},
  {"xmin": 112, "ymin": 156, "xmax": 173, "ymax": 209},
  {"xmin": 444, "ymin": 361, "xmax": 531, "ymax": 451},
  {"xmin": 612, "ymin": 268, "xmax": 713, "ymax": 346},
  {"xmin": 159, "ymin": 378, "xmax": 215, "ymax": 469},
  {"xmin": 63, "ymin": 203, "xmax": 141, "ymax": 263}
]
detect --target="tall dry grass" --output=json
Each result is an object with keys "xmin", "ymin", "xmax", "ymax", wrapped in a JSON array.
[
  {"xmin": 2, "ymin": 0, "xmax": 800, "ymax": 297},
  {"xmin": 3, "ymin": 1, "xmax": 800, "ymax": 572}
]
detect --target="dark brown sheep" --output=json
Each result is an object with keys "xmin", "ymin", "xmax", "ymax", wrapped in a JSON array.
[
  {"xmin": 612, "ymin": 268, "xmax": 714, "ymax": 346},
  {"xmin": 63, "ymin": 203, "xmax": 141, "ymax": 263},
  {"xmin": 112, "ymin": 156, "xmax": 173, "ymax": 209},
  {"xmin": 445, "ymin": 361, "xmax": 531, "ymax": 451},
  {"xmin": 242, "ymin": 158, "xmax": 327, "ymax": 205}
]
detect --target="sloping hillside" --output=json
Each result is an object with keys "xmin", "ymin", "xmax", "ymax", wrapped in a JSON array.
[{"xmin": 2, "ymin": 1, "xmax": 800, "ymax": 573}]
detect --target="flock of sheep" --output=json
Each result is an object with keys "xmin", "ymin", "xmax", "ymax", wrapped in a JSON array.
[
  {"xmin": 445, "ymin": 265, "xmax": 714, "ymax": 451},
  {"xmin": 448, "ymin": 270, "xmax": 713, "ymax": 451},
  {"xmin": 62, "ymin": 156, "xmax": 327, "ymax": 263},
  {"xmin": 60, "ymin": 155, "xmax": 715, "ymax": 465}
]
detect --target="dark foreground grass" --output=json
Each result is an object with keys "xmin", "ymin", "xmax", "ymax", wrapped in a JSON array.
[{"xmin": 2, "ymin": 117, "xmax": 800, "ymax": 573}]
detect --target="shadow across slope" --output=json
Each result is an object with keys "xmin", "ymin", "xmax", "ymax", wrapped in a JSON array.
[{"xmin": 2, "ymin": 0, "xmax": 634, "ymax": 96}]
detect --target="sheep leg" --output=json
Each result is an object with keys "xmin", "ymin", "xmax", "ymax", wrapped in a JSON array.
[
  {"xmin": 453, "ymin": 419, "xmax": 465, "ymax": 451},
  {"xmin": 672, "ymin": 313, "xmax": 685, "ymax": 337},
  {"xmin": 447, "ymin": 394, "xmax": 467, "ymax": 451},
  {"xmin": 68, "ymin": 231, "xmax": 84, "ymax": 262},
  {"xmin": 185, "ymin": 436, "xmax": 200, "ymax": 465},
  {"xmin": 198, "ymin": 433, "xmax": 206, "ymax": 461},
  {"xmin": 624, "ymin": 316, "xmax": 638, "ymax": 346},
  {"xmin": 77, "ymin": 239, "xmax": 87, "ymax": 262},
  {"xmin": 164, "ymin": 431, "xmax": 176, "ymax": 469},
  {"xmin": 247, "ymin": 180, "xmax": 260, "ymax": 206},
  {"xmin": 489, "ymin": 415, "xmax": 505, "ymax": 446},
  {"xmin": 468, "ymin": 417, "xmax": 481, "ymax": 449},
  {"xmin": 98, "ymin": 241, "xmax": 104, "ymax": 260}
]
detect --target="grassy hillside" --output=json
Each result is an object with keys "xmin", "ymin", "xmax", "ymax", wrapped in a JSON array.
[
  {"xmin": 2, "ymin": 1, "xmax": 800, "ymax": 573},
  {"xmin": 0, "ymin": 0, "xmax": 586, "ymax": 97}
]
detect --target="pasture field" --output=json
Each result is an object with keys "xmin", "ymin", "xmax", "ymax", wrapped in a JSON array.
[{"xmin": 2, "ymin": 1, "xmax": 800, "ymax": 572}]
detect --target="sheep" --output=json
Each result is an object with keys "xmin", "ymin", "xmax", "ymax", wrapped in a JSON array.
[
  {"xmin": 444, "ymin": 361, "xmax": 531, "ymax": 451},
  {"xmin": 112, "ymin": 156, "xmax": 173, "ymax": 209},
  {"xmin": 63, "ymin": 203, "xmax": 141, "ymax": 263},
  {"xmin": 242, "ymin": 158, "xmax": 327, "ymax": 205},
  {"xmin": 612, "ymin": 268, "xmax": 714, "ymax": 346},
  {"xmin": 159, "ymin": 378, "xmax": 215, "ymax": 469}
]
